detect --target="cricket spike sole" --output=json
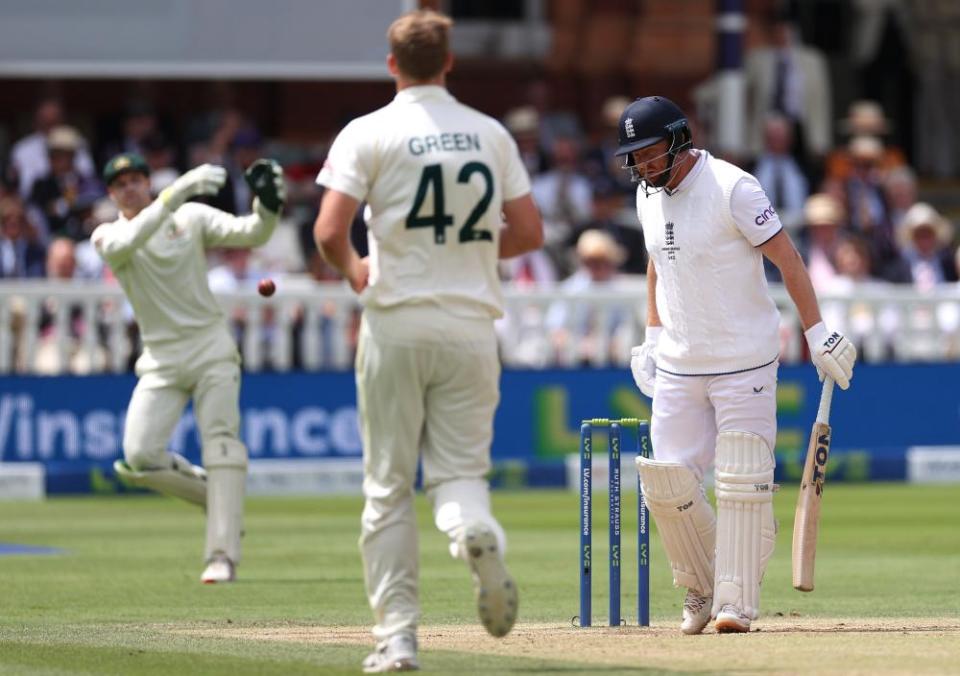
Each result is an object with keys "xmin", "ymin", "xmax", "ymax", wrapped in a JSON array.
[{"xmin": 464, "ymin": 523, "xmax": 518, "ymax": 638}]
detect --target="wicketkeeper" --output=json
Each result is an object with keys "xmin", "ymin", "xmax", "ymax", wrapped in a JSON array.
[{"xmin": 94, "ymin": 152, "xmax": 285, "ymax": 583}]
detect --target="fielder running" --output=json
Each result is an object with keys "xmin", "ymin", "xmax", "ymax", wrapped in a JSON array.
[
  {"xmin": 314, "ymin": 9, "xmax": 543, "ymax": 672},
  {"xmin": 619, "ymin": 97, "xmax": 856, "ymax": 633},
  {"xmin": 94, "ymin": 152, "xmax": 285, "ymax": 583}
]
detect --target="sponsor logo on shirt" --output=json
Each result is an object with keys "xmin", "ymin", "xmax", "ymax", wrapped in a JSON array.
[
  {"xmin": 624, "ymin": 118, "xmax": 635, "ymax": 139},
  {"xmin": 754, "ymin": 204, "xmax": 777, "ymax": 226},
  {"xmin": 664, "ymin": 221, "xmax": 679, "ymax": 261}
]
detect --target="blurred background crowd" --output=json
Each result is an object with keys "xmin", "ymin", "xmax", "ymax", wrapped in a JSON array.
[{"xmin": 2, "ymin": 0, "xmax": 960, "ymax": 373}]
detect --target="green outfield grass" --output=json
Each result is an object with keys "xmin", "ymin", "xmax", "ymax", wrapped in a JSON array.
[{"xmin": 0, "ymin": 484, "xmax": 958, "ymax": 674}]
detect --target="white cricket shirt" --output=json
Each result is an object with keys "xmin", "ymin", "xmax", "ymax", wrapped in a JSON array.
[
  {"xmin": 317, "ymin": 85, "xmax": 532, "ymax": 319},
  {"xmin": 640, "ymin": 151, "xmax": 783, "ymax": 375},
  {"xmin": 93, "ymin": 200, "xmax": 276, "ymax": 346}
]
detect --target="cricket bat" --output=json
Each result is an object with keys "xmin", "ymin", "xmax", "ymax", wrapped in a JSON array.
[{"xmin": 792, "ymin": 377, "xmax": 835, "ymax": 592}]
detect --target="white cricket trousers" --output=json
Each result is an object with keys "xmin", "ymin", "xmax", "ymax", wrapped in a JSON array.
[
  {"xmin": 124, "ymin": 323, "xmax": 242, "ymax": 468},
  {"xmin": 650, "ymin": 361, "xmax": 779, "ymax": 477},
  {"xmin": 356, "ymin": 305, "xmax": 506, "ymax": 641},
  {"xmin": 123, "ymin": 323, "xmax": 246, "ymax": 562}
]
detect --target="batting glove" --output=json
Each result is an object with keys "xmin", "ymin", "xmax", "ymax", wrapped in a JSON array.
[
  {"xmin": 804, "ymin": 322, "xmax": 857, "ymax": 390},
  {"xmin": 630, "ymin": 326, "xmax": 662, "ymax": 398},
  {"xmin": 160, "ymin": 164, "xmax": 227, "ymax": 210},
  {"xmin": 244, "ymin": 158, "xmax": 286, "ymax": 214}
]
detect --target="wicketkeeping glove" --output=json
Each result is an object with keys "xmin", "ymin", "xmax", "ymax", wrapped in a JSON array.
[
  {"xmin": 804, "ymin": 322, "xmax": 857, "ymax": 390},
  {"xmin": 244, "ymin": 158, "xmax": 286, "ymax": 214},
  {"xmin": 160, "ymin": 164, "xmax": 227, "ymax": 210},
  {"xmin": 630, "ymin": 326, "xmax": 662, "ymax": 398}
]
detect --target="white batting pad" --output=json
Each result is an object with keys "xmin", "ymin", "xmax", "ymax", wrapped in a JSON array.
[
  {"xmin": 203, "ymin": 438, "xmax": 248, "ymax": 563},
  {"xmin": 712, "ymin": 431, "xmax": 777, "ymax": 620},
  {"xmin": 115, "ymin": 452, "xmax": 206, "ymax": 507},
  {"xmin": 636, "ymin": 457, "xmax": 716, "ymax": 594}
]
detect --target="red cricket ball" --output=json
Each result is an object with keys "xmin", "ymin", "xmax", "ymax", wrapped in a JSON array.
[{"xmin": 257, "ymin": 278, "xmax": 276, "ymax": 297}]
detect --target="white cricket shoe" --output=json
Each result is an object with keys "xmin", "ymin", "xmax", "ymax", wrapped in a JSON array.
[
  {"xmin": 463, "ymin": 522, "xmax": 518, "ymax": 638},
  {"xmin": 714, "ymin": 604, "xmax": 751, "ymax": 633},
  {"xmin": 200, "ymin": 552, "xmax": 236, "ymax": 584},
  {"xmin": 362, "ymin": 633, "xmax": 419, "ymax": 673},
  {"xmin": 680, "ymin": 589, "xmax": 712, "ymax": 635}
]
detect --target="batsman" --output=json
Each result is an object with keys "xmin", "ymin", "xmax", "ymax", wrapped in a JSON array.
[
  {"xmin": 94, "ymin": 152, "xmax": 285, "ymax": 583},
  {"xmin": 619, "ymin": 97, "xmax": 857, "ymax": 632}
]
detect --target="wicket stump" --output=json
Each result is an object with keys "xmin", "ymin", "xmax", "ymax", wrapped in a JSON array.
[{"xmin": 576, "ymin": 417, "xmax": 651, "ymax": 627}]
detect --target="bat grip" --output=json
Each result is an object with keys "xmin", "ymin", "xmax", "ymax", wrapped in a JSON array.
[{"xmin": 817, "ymin": 378, "xmax": 834, "ymax": 425}]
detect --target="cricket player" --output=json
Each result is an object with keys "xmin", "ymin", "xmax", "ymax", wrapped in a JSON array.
[
  {"xmin": 314, "ymin": 9, "xmax": 543, "ymax": 672},
  {"xmin": 620, "ymin": 97, "xmax": 856, "ymax": 633},
  {"xmin": 93, "ymin": 152, "xmax": 285, "ymax": 583}
]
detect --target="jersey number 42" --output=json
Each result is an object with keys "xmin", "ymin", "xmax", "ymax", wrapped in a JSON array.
[{"xmin": 406, "ymin": 162, "xmax": 493, "ymax": 245}]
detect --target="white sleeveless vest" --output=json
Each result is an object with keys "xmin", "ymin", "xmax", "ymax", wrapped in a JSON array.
[{"xmin": 640, "ymin": 152, "xmax": 780, "ymax": 375}]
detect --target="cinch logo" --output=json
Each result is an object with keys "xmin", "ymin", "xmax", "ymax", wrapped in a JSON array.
[
  {"xmin": 624, "ymin": 118, "xmax": 636, "ymax": 138},
  {"xmin": 754, "ymin": 205, "xmax": 777, "ymax": 225},
  {"xmin": 812, "ymin": 432, "xmax": 830, "ymax": 495}
]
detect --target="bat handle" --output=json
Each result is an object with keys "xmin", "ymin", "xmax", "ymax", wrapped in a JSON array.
[{"xmin": 817, "ymin": 378, "xmax": 834, "ymax": 425}]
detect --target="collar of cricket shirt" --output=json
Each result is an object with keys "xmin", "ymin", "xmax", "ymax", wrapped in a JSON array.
[
  {"xmin": 394, "ymin": 85, "xmax": 455, "ymax": 104},
  {"xmin": 666, "ymin": 149, "xmax": 708, "ymax": 196}
]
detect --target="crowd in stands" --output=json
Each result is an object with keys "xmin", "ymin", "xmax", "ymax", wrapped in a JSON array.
[{"xmin": 2, "ymin": 13, "xmax": 959, "ymax": 372}]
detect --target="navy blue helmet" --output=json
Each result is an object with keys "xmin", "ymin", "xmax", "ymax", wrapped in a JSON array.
[{"xmin": 614, "ymin": 96, "xmax": 692, "ymax": 190}]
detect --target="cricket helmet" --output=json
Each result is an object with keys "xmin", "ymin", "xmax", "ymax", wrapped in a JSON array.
[{"xmin": 614, "ymin": 96, "xmax": 692, "ymax": 190}]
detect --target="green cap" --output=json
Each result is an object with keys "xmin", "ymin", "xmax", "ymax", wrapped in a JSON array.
[{"xmin": 103, "ymin": 153, "xmax": 150, "ymax": 185}]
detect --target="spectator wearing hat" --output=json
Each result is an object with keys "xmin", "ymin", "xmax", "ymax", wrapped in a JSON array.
[
  {"xmin": 898, "ymin": 203, "xmax": 958, "ymax": 291},
  {"xmin": 546, "ymin": 229, "xmax": 633, "ymax": 366},
  {"xmin": 800, "ymin": 193, "xmax": 845, "ymax": 293},
  {"xmin": 825, "ymin": 100, "xmax": 907, "ymax": 182},
  {"xmin": 841, "ymin": 135, "xmax": 900, "ymax": 273},
  {"xmin": 9, "ymin": 98, "xmax": 96, "ymax": 199},
  {"xmin": 27, "ymin": 125, "xmax": 104, "ymax": 240},
  {"xmin": 579, "ymin": 175, "xmax": 645, "ymax": 274},
  {"xmin": 503, "ymin": 106, "xmax": 546, "ymax": 176}
]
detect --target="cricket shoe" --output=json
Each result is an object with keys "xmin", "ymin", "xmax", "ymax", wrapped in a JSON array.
[
  {"xmin": 463, "ymin": 522, "xmax": 518, "ymax": 638},
  {"xmin": 362, "ymin": 633, "xmax": 419, "ymax": 673},
  {"xmin": 680, "ymin": 589, "xmax": 712, "ymax": 635},
  {"xmin": 201, "ymin": 552, "xmax": 236, "ymax": 584},
  {"xmin": 714, "ymin": 604, "xmax": 751, "ymax": 633}
]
